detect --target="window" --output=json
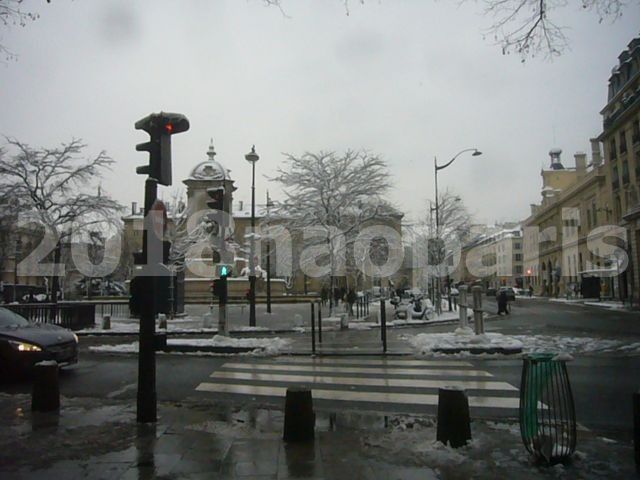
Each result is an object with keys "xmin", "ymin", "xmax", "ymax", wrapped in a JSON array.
[
  {"xmin": 633, "ymin": 119, "xmax": 640, "ymax": 144},
  {"xmin": 612, "ymin": 165, "xmax": 620, "ymax": 190},
  {"xmin": 620, "ymin": 130, "xmax": 627, "ymax": 154},
  {"xmin": 610, "ymin": 138, "xmax": 617, "ymax": 159},
  {"xmin": 622, "ymin": 160, "xmax": 630, "ymax": 184},
  {"xmin": 514, "ymin": 253, "xmax": 523, "ymax": 261},
  {"xmin": 591, "ymin": 200, "xmax": 597, "ymax": 226},
  {"xmin": 514, "ymin": 242, "xmax": 521, "ymax": 249}
]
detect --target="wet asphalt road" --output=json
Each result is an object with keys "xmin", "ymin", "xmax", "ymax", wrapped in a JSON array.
[{"xmin": 1, "ymin": 298, "xmax": 639, "ymax": 435}]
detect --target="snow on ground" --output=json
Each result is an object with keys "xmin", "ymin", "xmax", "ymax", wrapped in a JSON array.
[
  {"xmin": 169, "ymin": 335, "xmax": 291, "ymax": 355},
  {"xmin": 361, "ymin": 416, "xmax": 635, "ymax": 479},
  {"xmin": 406, "ymin": 329, "xmax": 523, "ymax": 355},
  {"xmin": 89, "ymin": 335, "xmax": 291, "ymax": 356},
  {"xmin": 404, "ymin": 330, "xmax": 640, "ymax": 357}
]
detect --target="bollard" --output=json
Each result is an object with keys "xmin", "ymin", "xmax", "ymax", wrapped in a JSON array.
[
  {"xmin": 311, "ymin": 303, "xmax": 316, "ymax": 355},
  {"xmin": 158, "ymin": 313, "xmax": 167, "ymax": 330},
  {"xmin": 101, "ymin": 315, "xmax": 111, "ymax": 330},
  {"xmin": 154, "ymin": 332, "xmax": 167, "ymax": 351},
  {"xmin": 283, "ymin": 387, "xmax": 315, "ymax": 442},
  {"xmin": 634, "ymin": 391, "xmax": 640, "ymax": 473},
  {"xmin": 32, "ymin": 361, "xmax": 60, "ymax": 412},
  {"xmin": 318, "ymin": 304, "xmax": 322, "ymax": 344},
  {"xmin": 436, "ymin": 387, "xmax": 471, "ymax": 448},
  {"xmin": 472, "ymin": 286, "xmax": 484, "ymax": 335},
  {"xmin": 380, "ymin": 299, "xmax": 387, "ymax": 353},
  {"xmin": 458, "ymin": 286, "xmax": 468, "ymax": 329}
]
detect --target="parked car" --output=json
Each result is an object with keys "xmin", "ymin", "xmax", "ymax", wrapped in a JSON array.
[
  {"xmin": 496, "ymin": 287, "xmax": 516, "ymax": 302},
  {"xmin": 486, "ymin": 287, "xmax": 497, "ymax": 297},
  {"xmin": 0, "ymin": 307, "xmax": 78, "ymax": 379}
]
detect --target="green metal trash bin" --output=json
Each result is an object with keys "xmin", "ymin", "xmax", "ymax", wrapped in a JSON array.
[{"xmin": 519, "ymin": 353, "xmax": 576, "ymax": 464}]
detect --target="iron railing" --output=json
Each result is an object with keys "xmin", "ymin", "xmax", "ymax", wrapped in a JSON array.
[{"xmin": 4, "ymin": 302, "xmax": 96, "ymax": 331}]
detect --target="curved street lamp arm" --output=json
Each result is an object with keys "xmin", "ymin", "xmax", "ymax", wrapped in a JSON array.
[{"xmin": 435, "ymin": 148, "xmax": 480, "ymax": 171}]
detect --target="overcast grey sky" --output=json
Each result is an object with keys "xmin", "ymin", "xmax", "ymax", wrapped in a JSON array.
[{"xmin": 1, "ymin": 1, "xmax": 639, "ymax": 226}]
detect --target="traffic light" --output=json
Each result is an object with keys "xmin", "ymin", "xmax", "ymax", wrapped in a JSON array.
[
  {"xmin": 206, "ymin": 187, "xmax": 225, "ymax": 211},
  {"xmin": 135, "ymin": 112, "xmax": 190, "ymax": 186},
  {"xmin": 211, "ymin": 276, "xmax": 228, "ymax": 304}
]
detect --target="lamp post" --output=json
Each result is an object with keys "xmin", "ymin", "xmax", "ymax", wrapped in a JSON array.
[
  {"xmin": 13, "ymin": 236, "xmax": 21, "ymax": 303},
  {"xmin": 266, "ymin": 191, "xmax": 274, "ymax": 314},
  {"xmin": 245, "ymin": 145, "xmax": 259, "ymax": 327},
  {"xmin": 434, "ymin": 148, "xmax": 482, "ymax": 312}
]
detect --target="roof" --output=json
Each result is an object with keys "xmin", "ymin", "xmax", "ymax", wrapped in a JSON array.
[{"xmin": 186, "ymin": 141, "xmax": 232, "ymax": 181}]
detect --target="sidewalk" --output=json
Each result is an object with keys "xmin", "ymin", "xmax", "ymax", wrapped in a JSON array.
[{"xmin": 0, "ymin": 392, "xmax": 635, "ymax": 479}]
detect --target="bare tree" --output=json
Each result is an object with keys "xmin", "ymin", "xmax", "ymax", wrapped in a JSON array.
[
  {"xmin": 472, "ymin": 0, "xmax": 632, "ymax": 60},
  {"xmin": 0, "ymin": 137, "xmax": 123, "ymax": 301},
  {"xmin": 415, "ymin": 189, "xmax": 472, "ymax": 311},
  {"xmin": 269, "ymin": 0, "xmax": 632, "ymax": 60},
  {"xmin": 0, "ymin": 0, "xmax": 51, "ymax": 61},
  {"xmin": 271, "ymin": 149, "xmax": 395, "ymax": 314}
]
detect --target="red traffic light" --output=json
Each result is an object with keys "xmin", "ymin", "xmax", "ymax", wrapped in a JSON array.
[{"xmin": 165, "ymin": 123, "xmax": 174, "ymax": 133}]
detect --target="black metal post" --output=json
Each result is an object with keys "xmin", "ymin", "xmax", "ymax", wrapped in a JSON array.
[
  {"xmin": 380, "ymin": 299, "xmax": 387, "ymax": 353},
  {"xmin": 311, "ymin": 302, "xmax": 316, "ymax": 355},
  {"xmin": 634, "ymin": 391, "xmax": 640, "ymax": 473},
  {"xmin": 249, "ymin": 156, "xmax": 256, "ymax": 327},
  {"xmin": 266, "ymin": 192, "xmax": 272, "ymax": 314},
  {"xmin": 137, "ymin": 177, "xmax": 158, "ymax": 423},
  {"xmin": 318, "ymin": 302, "xmax": 322, "ymax": 344}
]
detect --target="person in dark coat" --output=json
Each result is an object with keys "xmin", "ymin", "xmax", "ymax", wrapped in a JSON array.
[
  {"xmin": 320, "ymin": 287, "xmax": 328, "ymax": 306},
  {"xmin": 346, "ymin": 289, "xmax": 357, "ymax": 317},
  {"xmin": 497, "ymin": 289, "xmax": 509, "ymax": 315}
]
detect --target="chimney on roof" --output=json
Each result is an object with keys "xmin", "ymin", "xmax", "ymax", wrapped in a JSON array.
[
  {"xmin": 549, "ymin": 149, "xmax": 564, "ymax": 170},
  {"xmin": 590, "ymin": 138, "xmax": 602, "ymax": 167},
  {"xmin": 574, "ymin": 152, "xmax": 587, "ymax": 178},
  {"xmin": 131, "ymin": 202, "xmax": 137, "ymax": 215}
]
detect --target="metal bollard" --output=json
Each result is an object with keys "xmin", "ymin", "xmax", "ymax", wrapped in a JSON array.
[
  {"xmin": 32, "ymin": 361, "xmax": 60, "ymax": 412},
  {"xmin": 458, "ymin": 286, "xmax": 468, "ymax": 329},
  {"xmin": 380, "ymin": 299, "xmax": 387, "ymax": 353},
  {"xmin": 157, "ymin": 313, "xmax": 167, "ymax": 330},
  {"xmin": 437, "ymin": 387, "xmax": 471, "ymax": 448},
  {"xmin": 318, "ymin": 303, "xmax": 322, "ymax": 344},
  {"xmin": 311, "ymin": 303, "xmax": 316, "ymax": 355},
  {"xmin": 102, "ymin": 315, "xmax": 111, "ymax": 330},
  {"xmin": 634, "ymin": 391, "xmax": 640, "ymax": 473},
  {"xmin": 472, "ymin": 286, "xmax": 484, "ymax": 335}
]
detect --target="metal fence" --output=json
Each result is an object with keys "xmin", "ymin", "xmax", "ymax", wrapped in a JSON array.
[{"xmin": 4, "ymin": 302, "xmax": 96, "ymax": 331}]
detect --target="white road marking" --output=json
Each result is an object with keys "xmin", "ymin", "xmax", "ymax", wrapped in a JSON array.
[
  {"xmin": 195, "ymin": 382, "xmax": 520, "ymax": 409},
  {"xmin": 273, "ymin": 357, "xmax": 473, "ymax": 367},
  {"xmin": 220, "ymin": 362, "xmax": 493, "ymax": 377},
  {"xmin": 209, "ymin": 370, "xmax": 518, "ymax": 391}
]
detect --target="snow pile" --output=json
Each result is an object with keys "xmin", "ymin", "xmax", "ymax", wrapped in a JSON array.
[
  {"xmin": 361, "ymin": 417, "xmax": 635, "ymax": 478},
  {"xmin": 512, "ymin": 335, "xmax": 640, "ymax": 356},
  {"xmin": 90, "ymin": 335, "xmax": 291, "ymax": 356},
  {"xmin": 406, "ymin": 331, "xmax": 523, "ymax": 354},
  {"xmin": 169, "ymin": 335, "xmax": 291, "ymax": 355},
  {"xmin": 90, "ymin": 342, "xmax": 139, "ymax": 353}
]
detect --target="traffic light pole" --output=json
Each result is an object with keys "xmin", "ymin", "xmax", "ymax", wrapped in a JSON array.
[{"xmin": 137, "ymin": 177, "xmax": 158, "ymax": 423}]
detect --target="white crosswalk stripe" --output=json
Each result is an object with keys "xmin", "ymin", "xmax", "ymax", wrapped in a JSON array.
[{"xmin": 195, "ymin": 357, "xmax": 521, "ymax": 413}]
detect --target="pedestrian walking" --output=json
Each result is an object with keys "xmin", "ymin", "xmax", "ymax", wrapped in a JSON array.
[
  {"xmin": 497, "ymin": 289, "xmax": 509, "ymax": 315},
  {"xmin": 346, "ymin": 289, "xmax": 357, "ymax": 317}
]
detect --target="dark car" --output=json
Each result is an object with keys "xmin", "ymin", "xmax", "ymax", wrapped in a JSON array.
[{"xmin": 0, "ymin": 307, "xmax": 78, "ymax": 379}]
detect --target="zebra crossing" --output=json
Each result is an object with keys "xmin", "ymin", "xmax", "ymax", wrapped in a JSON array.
[{"xmin": 195, "ymin": 357, "xmax": 521, "ymax": 415}]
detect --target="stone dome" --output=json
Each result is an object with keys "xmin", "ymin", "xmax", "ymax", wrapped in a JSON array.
[{"xmin": 187, "ymin": 141, "xmax": 231, "ymax": 181}]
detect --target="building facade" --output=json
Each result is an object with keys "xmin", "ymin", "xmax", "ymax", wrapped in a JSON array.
[{"xmin": 597, "ymin": 35, "xmax": 640, "ymax": 304}]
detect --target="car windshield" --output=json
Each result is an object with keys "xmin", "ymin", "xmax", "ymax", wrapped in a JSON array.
[{"xmin": 0, "ymin": 308, "xmax": 30, "ymax": 328}]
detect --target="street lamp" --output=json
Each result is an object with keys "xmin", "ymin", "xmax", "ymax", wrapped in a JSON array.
[
  {"xmin": 245, "ymin": 145, "xmax": 259, "ymax": 327},
  {"xmin": 265, "ymin": 191, "xmax": 274, "ymax": 314},
  {"xmin": 434, "ymin": 148, "xmax": 482, "ymax": 312},
  {"xmin": 13, "ymin": 236, "xmax": 22, "ymax": 303}
]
